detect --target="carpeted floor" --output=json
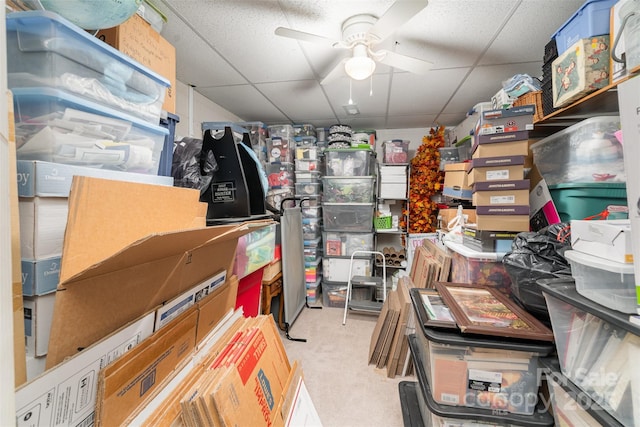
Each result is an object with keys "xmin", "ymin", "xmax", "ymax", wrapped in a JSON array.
[{"xmin": 281, "ymin": 303, "xmax": 414, "ymax": 427}]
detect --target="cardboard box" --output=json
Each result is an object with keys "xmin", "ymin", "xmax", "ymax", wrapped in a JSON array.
[
  {"xmin": 154, "ymin": 269, "xmax": 227, "ymax": 331},
  {"xmin": 443, "ymin": 162, "xmax": 472, "ymax": 199},
  {"xmin": 467, "ymin": 156, "xmax": 525, "ymax": 186},
  {"xmin": 475, "ymin": 215, "xmax": 530, "ymax": 232},
  {"xmin": 405, "ymin": 233, "xmax": 438, "ymax": 273},
  {"xmin": 437, "ymin": 208, "xmax": 477, "ymax": 232},
  {"xmin": 472, "ymin": 179, "xmax": 530, "ymax": 206},
  {"xmin": 17, "ymin": 160, "xmax": 173, "ymax": 198},
  {"xmin": 95, "ymin": 307, "xmax": 199, "ymax": 427},
  {"xmin": 472, "ymin": 137, "xmax": 531, "ymax": 159},
  {"xmin": 262, "ymin": 259, "xmax": 282, "ymax": 282},
  {"xmin": 23, "ymin": 292, "xmax": 56, "ymax": 357},
  {"xmin": 45, "ymin": 176, "xmax": 269, "ymax": 368},
  {"xmin": 16, "ymin": 311, "xmax": 156, "ymax": 426},
  {"xmin": 19, "ymin": 197, "xmax": 68, "ymax": 260},
  {"xmin": 571, "ymin": 219, "xmax": 634, "ymax": 264},
  {"xmin": 195, "ymin": 276, "xmax": 239, "ymax": 346},
  {"xmin": 478, "ymin": 106, "xmax": 535, "ymax": 135},
  {"xmin": 97, "ymin": 13, "xmax": 176, "ymax": 113},
  {"xmin": 8, "ymin": 90, "xmax": 28, "ymax": 386},
  {"xmin": 552, "ymin": 36, "xmax": 610, "ymax": 108},
  {"xmin": 21, "ymin": 257, "xmax": 60, "ymax": 296}
]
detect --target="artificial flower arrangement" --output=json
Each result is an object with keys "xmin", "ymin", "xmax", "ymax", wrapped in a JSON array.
[{"xmin": 407, "ymin": 126, "xmax": 445, "ymax": 233}]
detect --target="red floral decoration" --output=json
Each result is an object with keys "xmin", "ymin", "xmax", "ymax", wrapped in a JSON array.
[{"xmin": 407, "ymin": 126, "xmax": 445, "ymax": 233}]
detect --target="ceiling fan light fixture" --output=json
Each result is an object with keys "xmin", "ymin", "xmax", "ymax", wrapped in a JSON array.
[{"xmin": 345, "ymin": 44, "xmax": 376, "ymax": 80}]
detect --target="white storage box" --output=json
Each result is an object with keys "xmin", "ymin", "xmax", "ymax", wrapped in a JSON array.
[
  {"xmin": 6, "ymin": 11, "xmax": 169, "ymax": 124},
  {"xmin": 13, "ymin": 88, "xmax": 167, "ymax": 175},
  {"xmin": 24, "ymin": 292, "xmax": 56, "ymax": 357},
  {"xmin": 565, "ymin": 250, "xmax": 636, "ymax": 314},
  {"xmin": 19, "ymin": 197, "xmax": 69, "ymax": 260},
  {"xmin": 21, "ymin": 257, "xmax": 61, "ymax": 296},
  {"xmin": 570, "ymin": 219, "xmax": 634, "ymax": 264},
  {"xmin": 322, "ymin": 256, "xmax": 372, "ymax": 283}
]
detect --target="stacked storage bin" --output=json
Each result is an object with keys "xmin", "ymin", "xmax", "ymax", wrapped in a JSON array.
[
  {"xmin": 321, "ymin": 148, "xmax": 376, "ymax": 308},
  {"xmin": 7, "ymin": 10, "xmax": 173, "ymax": 379},
  {"xmin": 531, "ymin": 116, "xmax": 626, "ymax": 222},
  {"xmin": 293, "ymin": 124, "xmax": 323, "ymax": 304},
  {"xmin": 399, "ymin": 287, "xmax": 556, "ymax": 426},
  {"xmin": 265, "ymin": 125, "xmax": 296, "ymax": 212}
]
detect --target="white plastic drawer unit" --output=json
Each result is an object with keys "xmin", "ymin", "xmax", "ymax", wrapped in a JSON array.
[{"xmin": 6, "ymin": 10, "xmax": 170, "ymax": 125}]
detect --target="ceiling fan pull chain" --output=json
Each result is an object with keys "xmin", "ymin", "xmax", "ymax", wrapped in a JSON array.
[
  {"xmin": 370, "ymin": 74, "xmax": 374, "ymax": 96},
  {"xmin": 348, "ymin": 78, "xmax": 354, "ymax": 105}
]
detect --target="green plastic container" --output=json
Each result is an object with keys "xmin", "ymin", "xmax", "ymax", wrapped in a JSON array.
[{"xmin": 548, "ymin": 183, "xmax": 627, "ymax": 222}]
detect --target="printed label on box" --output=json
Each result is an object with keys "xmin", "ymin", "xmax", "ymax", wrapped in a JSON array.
[
  {"xmin": 486, "ymin": 170, "xmax": 510, "ymax": 180},
  {"xmin": 468, "ymin": 369, "xmax": 502, "ymax": 392},
  {"xmin": 490, "ymin": 195, "xmax": 515, "ymax": 204}
]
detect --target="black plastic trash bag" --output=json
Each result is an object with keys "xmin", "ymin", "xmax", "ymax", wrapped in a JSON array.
[
  {"xmin": 502, "ymin": 223, "xmax": 573, "ymax": 321},
  {"xmin": 171, "ymin": 136, "xmax": 217, "ymax": 192}
]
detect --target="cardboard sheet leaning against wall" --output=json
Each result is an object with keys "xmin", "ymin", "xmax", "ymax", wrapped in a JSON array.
[{"xmin": 46, "ymin": 176, "xmax": 272, "ymax": 368}]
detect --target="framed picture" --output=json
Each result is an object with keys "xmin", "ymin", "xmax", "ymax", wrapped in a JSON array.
[
  {"xmin": 434, "ymin": 282, "xmax": 554, "ymax": 342},
  {"xmin": 413, "ymin": 288, "xmax": 457, "ymax": 329}
]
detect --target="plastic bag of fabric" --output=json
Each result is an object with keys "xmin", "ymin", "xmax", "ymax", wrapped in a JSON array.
[
  {"xmin": 171, "ymin": 136, "xmax": 217, "ymax": 192},
  {"xmin": 502, "ymin": 223, "xmax": 573, "ymax": 321}
]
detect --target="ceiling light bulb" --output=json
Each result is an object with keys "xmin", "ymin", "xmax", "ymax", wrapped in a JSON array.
[{"xmin": 345, "ymin": 55, "xmax": 376, "ymax": 80}]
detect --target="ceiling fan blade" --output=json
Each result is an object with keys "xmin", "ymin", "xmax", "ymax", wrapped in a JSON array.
[
  {"xmin": 275, "ymin": 27, "xmax": 343, "ymax": 48},
  {"xmin": 369, "ymin": 0, "xmax": 429, "ymax": 42},
  {"xmin": 320, "ymin": 58, "xmax": 348, "ymax": 85},
  {"xmin": 377, "ymin": 50, "xmax": 433, "ymax": 74}
]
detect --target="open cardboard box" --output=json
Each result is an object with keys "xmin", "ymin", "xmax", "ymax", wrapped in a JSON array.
[{"xmin": 46, "ymin": 176, "xmax": 273, "ymax": 369}]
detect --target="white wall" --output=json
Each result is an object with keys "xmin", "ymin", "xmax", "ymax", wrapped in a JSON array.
[{"xmin": 174, "ymin": 80, "xmax": 242, "ymax": 140}]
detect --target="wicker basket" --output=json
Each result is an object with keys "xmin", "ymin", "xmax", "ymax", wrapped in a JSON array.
[{"xmin": 513, "ymin": 90, "xmax": 544, "ymax": 122}]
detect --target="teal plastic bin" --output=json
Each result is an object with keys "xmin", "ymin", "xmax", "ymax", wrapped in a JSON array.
[{"xmin": 548, "ymin": 183, "xmax": 627, "ymax": 222}]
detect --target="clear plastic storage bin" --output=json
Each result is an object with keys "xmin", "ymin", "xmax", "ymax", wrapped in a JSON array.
[
  {"xmin": 322, "ymin": 281, "xmax": 373, "ymax": 308},
  {"xmin": 323, "ymin": 232, "xmax": 374, "ymax": 257},
  {"xmin": 265, "ymin": 162, "xmax": 294, "ymax": 188},
  {"xmin": 295, "ymin": 182, "xmax": 322, "ymax": 196},
  {"xmin": 322, "ymin": 203, "xmax": 374, "ymax": 232},
  {"xmin": 540, "ymin": 279, "xmax": 640, "ymax": 427},
  {"xmin": 531, "ymin": 116, "xmax": 624, "ymax": 185},
  {"xmin": 564, "ymin": 250, "xmax": 636, "ymax": 314},
  {"xmin": 322, "ymin": 256, "xmax": 372, "ymax": 283},
  {"xmin": 13, "ymin": 87, "xmax": 167, "ymax": 175},
  {"xmin": 324, "ymin": 149, "xmax": 372, "ymax": 176},
  {"xmin": 6, "ymin": 11, "xmax": 169, "ymax": 125},
  {"xmin": 322, "ymin": 177, "xmax": 375, "ymax": 203}
]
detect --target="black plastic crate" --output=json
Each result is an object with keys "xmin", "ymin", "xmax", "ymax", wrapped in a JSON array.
[
  {"xmin": 542, "ymin": 60, "xmax": 554, "ymax": 85},
  {"xmin": 543, "ymin": 38, "xmax": 558, "ymax": 63},
  {"xmin": 541, "ymin": 81, "xmax": 557, "ymax": 116}
]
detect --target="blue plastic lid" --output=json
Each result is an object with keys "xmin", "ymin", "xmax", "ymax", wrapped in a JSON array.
[
  {"xmin": 6, "ymin": 10, "xmax": 170, "ymax": 88},
  {"xmin": 12, "ymin": 87, "xmax": 169, "ymax": 135},
  {"xmin": 551, "ymin": 0, "xmax": 617, "ymax": 38}
]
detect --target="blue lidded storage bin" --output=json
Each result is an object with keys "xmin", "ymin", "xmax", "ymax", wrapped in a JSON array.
[
  {"xmin": 552, "ymin": 0, "xmax": 617, "ymax": 54},
  {"xmin": 6, "ymin": 10, "xmax": 170, "ymax": 125},
  {"xmin": 12, "ymin": 87, "xmax": 168, "ymax": 175}
]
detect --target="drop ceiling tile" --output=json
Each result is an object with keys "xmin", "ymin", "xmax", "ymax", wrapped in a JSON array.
[
  {"xmin": 480, "ymin": 0, "xmax": 587, "ymax": 65},
  {"xmin": 385, "ymin": 115, "xmax": 439, "ymax": 130},
  {"xmin": 196, "ymin": 85, "xmax": 289, "ymax": 123},
  {"xmin": 323, "ymin": 74, "xmax": 392, "ymax": 118},
  {"xmin": 255, "ymin": 81, "xmax": 336, "ymax": 122},
  {"xmin": 388, "ymin": 69, "xmax": 470, "ymax": 115}
]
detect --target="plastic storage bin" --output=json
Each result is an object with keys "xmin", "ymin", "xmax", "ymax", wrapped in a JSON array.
[
  {"xmin": 409, "ymin": 336, "xmax": 555, "ymax": 426},
  {"xmin": 267, "ymin": 137, "xmax": 294, "ymax": 164},
  {"xmin": 540, "ymin": 279, "xmax": 640, "ymax": 427},
  {"xmin": 324, "ymin": 149, "xmax": 372, "ymax": 176},
  {"xmin": 301, "ymin": 205, "xmax": 322, "ymax": 219},
  {"xmin": 305, "ymin": 258, "xmax": 322, "ymax": 283},
  {"xmin": 294, "ymin": 159, "xmax": 320, "ymax": 171},
  {"xmin": 322, "ymin": 281, "xmax": 373, "ymax": 308},
  {"xmin": 444, "ymin": 240, "xmax": 513, "ymax": 296},
  {"xmin": 322, "ymin": 256, "xmax": 372, "ymax": 283},
  {"xmin": 323, "ymin": 232, "xmax": 374, "ymax": 257},
  {"xmin": 409, "ymin": 317, "xmax": 553, "ymax": 415},
  {"xmin": 322, "ymin": 177, "xmax": 375, "ymax": 203},
  {"xmin": 6, "ymin": 11, "xmax": 170, "ymax": 125},
  {"xmin": 530, "ymin": 116, "xmax": 624, "ymax": 185},
  {"xmin": 13, "ymin": 87, "xmax": 168, "ymax": 175},
  {"xmin": 295, "ymin": 146, "xmax": 320, "ymax": 160},
  {"xmin": 295, "ymin": 171, "xmax": 321, "ymax": 183},
  {"xmin": 265, "ymin": 163, "xmax": 294, "ymax": 188},
  {"xmin": 382, "ymin": 140, "xmax": 409, "ymax": 164},
  {"xmin": 552, "ymin": 0, "xmax": 617, "ymax": 54},
  {"xmin": 158, "ymin": 112, "xmax": 179, "ymax": 177},
  {"xmin": 548, "ymin": 182, "xmax": 627, "ymax": 222},
  {"xmin": 540, "ymin": 357, "xmax": 624, "ymax": 427},
  {"xmin": 301, "ymin": 217, "xmax": 321, "ymax": 240},
  {"xmin": 322, "ymin": 203, "xmax": 374, "ymax": 232},
  {"xmin": 295, "ymin": 182, "xmax": 322, "ymax": 197},
  {"xmin": 564, "ymin": 250, "xmax": 636, "ymax": 314}
]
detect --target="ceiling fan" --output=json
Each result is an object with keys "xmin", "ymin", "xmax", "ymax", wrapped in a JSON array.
[{"xmin": 275, "ymin": 0, "xmax": 433, "ymax": 85}]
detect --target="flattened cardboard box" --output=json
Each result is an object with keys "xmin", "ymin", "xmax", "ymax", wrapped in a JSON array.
[{"xmin": 46, "ymin": 176, "xmax": 270, "ymax": 368}]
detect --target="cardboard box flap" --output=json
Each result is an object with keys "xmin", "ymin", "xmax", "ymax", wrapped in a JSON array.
[
  {"xmin": 60, "ymin": 225, "xmax": 241, "ymax": 286},
  {"xmin": 61, "ymin": 176, "xmax": 207, "ymax": 282}
]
